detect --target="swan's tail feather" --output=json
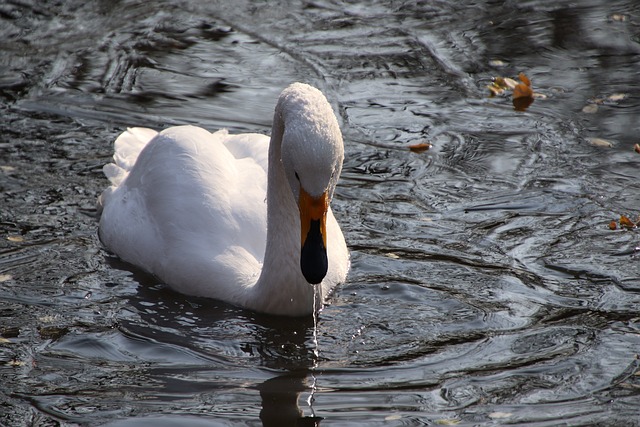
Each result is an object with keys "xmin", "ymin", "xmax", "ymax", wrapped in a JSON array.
[
  {"xmin": 113, "ymin": 127, "xmax": 158, "ymax": 172},
  {"xmin": 98, "ymin": 127, "xmax": 158, "ymax": 213}
]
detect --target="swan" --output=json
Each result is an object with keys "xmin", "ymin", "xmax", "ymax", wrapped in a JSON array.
[{"xmin": 98, "ymin": 83, "xmax": 349, "ymax": 316}]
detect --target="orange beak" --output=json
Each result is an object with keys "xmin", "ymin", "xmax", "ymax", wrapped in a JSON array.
[{"xmin": 299, "ymin": 188, "xmax": 328, "ymax": 284}]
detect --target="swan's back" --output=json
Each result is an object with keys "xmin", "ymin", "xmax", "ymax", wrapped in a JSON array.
[{"xmin": 99, "ymin": 125, "xmax": 270, "ymax": 302}]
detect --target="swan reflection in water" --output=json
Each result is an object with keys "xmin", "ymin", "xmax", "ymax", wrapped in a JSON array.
[
  {"xmin": 259, "ymin": 372, "xmax": 323, "ymax": 427},
  {"xmin": 106, "ymin": 262, "xmax": 325, "ymax": 427}
]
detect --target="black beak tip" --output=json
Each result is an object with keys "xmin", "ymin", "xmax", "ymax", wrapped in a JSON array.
[
  {"xmin": 300, "ymin": 257, "xmax": 327, "ymax": 285},
  {"xmin": 301, "ymin": 252, "xmax": 328, "ymax": 285},
  {"xmin": 300, "ymin": 220, "xmax": 328, "ymax": 285}
]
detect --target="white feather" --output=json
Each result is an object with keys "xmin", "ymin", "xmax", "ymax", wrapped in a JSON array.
[{"xmin": 98, "ymin": 83, "xmax": 349, "ymax": 316}]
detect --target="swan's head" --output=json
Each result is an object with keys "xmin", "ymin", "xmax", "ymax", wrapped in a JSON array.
[{"xmin": 277, "ymin": 83, "xmax": 344, "ymax": 285}]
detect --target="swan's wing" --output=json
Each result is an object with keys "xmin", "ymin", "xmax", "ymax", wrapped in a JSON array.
[
  {"xmin": 99, "ymin": 125, "xmax": 271, "ymax": 301},
  {"xmin": 104, "ymin": 127, "xmax": 159, "ymax": 185},
  {"xmin": 222, "ymin": 132, "xmax": 270, "ymax": 173},
  {"xmin": 98, "ymin": 127, "xmax": 159, "ymax": 213}
]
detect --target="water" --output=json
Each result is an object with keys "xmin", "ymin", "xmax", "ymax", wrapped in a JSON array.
[{"xmin": 1, "ymin": 0, "xmax": 640, "ymax": 425}]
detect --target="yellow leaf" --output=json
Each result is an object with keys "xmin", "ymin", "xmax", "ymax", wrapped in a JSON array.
[
  {"xmin": 436, "ymin": 419, "xmax": 461, "ymax": 426},
  {"xmin": 489, "ymin": 412, "xmax": 513, "ymax": 419},
  {"xmin": 608, "ymin": 93, "xmax": 627, "ymax": 102},
  {"xmin": 7, "ymin": 236, "xmax": 23, "ymax": 243},
  {"xmin": 488, "ymin": 59, "xmax": 507, "ymax": 68},
  {"xmin": 487, "ymin": 84, "xmax": 505, "ymax": 97},
  {"xmin": 588, "ymin": 138, "xmax": 613, "ymax": 148},
  {"xmin": 502, "ymin": 77, "xmax": 519, "ymax": 90},
  {"xmin": 385, "ymin": 414, "xmax": 402, "ymax": 421}
]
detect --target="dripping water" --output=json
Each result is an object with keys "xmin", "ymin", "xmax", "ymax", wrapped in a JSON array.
[{"xmin": 306, "ymin": 286, "xmax": 320, "ymax": 418}]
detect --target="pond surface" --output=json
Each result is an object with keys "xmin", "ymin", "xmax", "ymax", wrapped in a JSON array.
[{"xmin": 2, "ymin": 0, "xmax": 640, "ymax": 425}]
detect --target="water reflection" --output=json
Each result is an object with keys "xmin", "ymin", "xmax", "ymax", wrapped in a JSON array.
[
  {"xmin": 259, "ymin": 373, "xmax": 322, "ymax": 427},
  {"xmin": 2, "ymin": 0, "xmax": 640, "ymax": 425},
  {"xmin": 115, "ymin": 263, "xmax": 323, "ymax": 426}
]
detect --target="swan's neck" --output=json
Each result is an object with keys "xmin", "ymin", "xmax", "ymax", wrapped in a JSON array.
[{"xmin": 251, "ymin": 115, "xmax": 319, "ymax": 316}]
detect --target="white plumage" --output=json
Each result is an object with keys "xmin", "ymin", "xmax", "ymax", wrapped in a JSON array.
[{"xmin": 98, "ymin": 83, "xmax": 349, "ymax": 316}]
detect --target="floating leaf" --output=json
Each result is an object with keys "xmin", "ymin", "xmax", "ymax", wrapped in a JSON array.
[
  {"xmin": 513, "ymin": 72, "xmax": 534, "ymax": 111},
  {"xmin": 502, "ymin": 77, "xmax": 519, "ymax": 90},
  {"xmin": 0, "ymin": 337, "xmax": 10, "ymax": 344},
  {"xmin": 0, "ymin": 274, "xmax": 12, "ymax": 282},
  {"xmin": 39, "ymin": 326, "xmax": 69, "ymax": 340},
  {"xmin": 620, "ymin": 215, "xmax": 636, "ymax": 229},
  {"xmin": 513, "ymin": 94, "xmax": 534, "ymax": 111},
  {"xmin": 487, "ymin": 76, "xmax": 518, "ymax": 96},
  {"xmin": 436, "ymin": 419, "xmax": 461, "ymax": 425},
  {"xmin": 489, "ymin": 412, "xmax": 513, "ymax": 419},
  {"xmin": 608, "ymin": 93, "xmax": 627, "ymax": 102},
  {"xmin": 489, "ymin": 59, "xmax": 507, "ymax": 68},
  {"xmin": 7, "ymin": 236, "xmax": 23, "ymax": 242},
  {"xmin": 488, "ymin": 72, "xmax": 542, "ymax": 110},
  {"xmin": 513, "ymin": 83, "xmax": 533, "ymax": 99},
  {"xmin": 609, "ymin": 220, "xmax": 617, "ymax": 230},
  {"xmin": 487, "ymin": 85, "xmax": 504, "ymax": 97},
  {"xmin": 582, "ymin": 104, "xmax": 598, "ymax": 114},
  {"xmin": 517, "ymin": 72, "xmax": 531, "ymax": 87},
  {"xmin": 588, "ymin": 137, "xmax": 613, "ymax": 148},
  {"xmin": 487, "ymin": 81, "xmax": 506, "ymax": 97},
  {"xmin": 634, "ymin": 143, "xmax": 640, "ymax": 154},
  {"xmin": 408, "ymin": 142, "xmax": 432, "ymax": 153}
]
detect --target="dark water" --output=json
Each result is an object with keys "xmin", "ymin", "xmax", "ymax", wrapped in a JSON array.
[{"xmin": 2, "ymin": 0, "xmax": 640, "ymax": 425}]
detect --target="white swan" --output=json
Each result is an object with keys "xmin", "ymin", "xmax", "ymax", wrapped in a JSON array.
[{"xmin": 98, "ymin": 83, "xmax": 349, "ymax": 316}]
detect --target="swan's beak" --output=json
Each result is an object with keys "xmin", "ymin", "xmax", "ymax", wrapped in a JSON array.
[{"xmin": 299, "ymin": 188, "xmax": 328, "ymax": 285}]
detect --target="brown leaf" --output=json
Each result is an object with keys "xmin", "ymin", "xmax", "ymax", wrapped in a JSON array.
[
  {"xmin": 513, "ymin": 73, "xmax": 534, "ymax": 111},
  {"xmin": 609, "ymin": 220, "xmax": 617, "ymax": 230},
  {"xmin": 634, "ymin": 143, "xmax": 640, "ymax": 154},
  {"xmin": 408, "ymin": 142, "xmax": 432, "ymax": 153},
  {"xmin": 620, "ymin": 215, "xmax": 636, "ymax": 229},
  {"xmin": 518, "ymin": 72, "xmax": 531, "ymax": 87},
  {"xmin": 513, "ymin": 84, "xmax": 533, "ymax": 99},
  {"xmin": 513, "ymin": 95, "xmax": 534, "ymax": 111}
]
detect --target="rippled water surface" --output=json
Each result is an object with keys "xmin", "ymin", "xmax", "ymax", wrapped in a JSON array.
[{"xmin": 2, "ymin": 0, "xmax": 640, "ymax": 425}]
